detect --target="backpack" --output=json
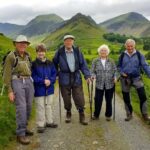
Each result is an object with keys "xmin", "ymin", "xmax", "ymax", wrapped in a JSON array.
[
  {"xmin": 119, "ymin": 50, "xmax": 143, "ymax": 74},
  {"xmin": 1, "ymin": 51, "xmax": 31, "ymax": 76}
]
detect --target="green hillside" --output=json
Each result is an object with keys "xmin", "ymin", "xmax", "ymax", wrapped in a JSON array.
[
  {"xmin": 0, "ymin": 34, "xmax": 36, "ymax": 61},
  {"xmin": 100, "ymin": 12, "xmax": 149, "ymax": 26},
  {"xmin": 141, "ymin": 26, "xmax": 150, "ymax": 37},
  {"xmin": 0, "ymin": 34, "xmax": 14, "ymax": 61},
  {"xmin": 20, "ymin": 14, "xmax": 64, "ymax": 37},
  {"xmin": 28, "ymin": 14, "xmax": 63, "ymax": 25},
  {"xmin": 100, "ymin": 12, "xmax": 150, "ymax": 37},
  {"xmin": 43, "ymin": 13, "xmax": 118, "ymax": 51}
]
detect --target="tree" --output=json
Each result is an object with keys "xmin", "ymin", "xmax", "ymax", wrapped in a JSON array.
[
  {"xmin": 119, "ymin": 44, "xmax": 125, "ymax": 54},
  {"xmin": 143, "ymin": 39, "xmax": 150, "ymax": 50},
  {"xmin": 145, "ymin": 51, "xmax": 150, "ymax": 60}
]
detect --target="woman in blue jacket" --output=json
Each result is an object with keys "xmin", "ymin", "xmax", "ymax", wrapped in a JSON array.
[{"xmin": 32, "ymin": 43, "xmax": 57, "ymax": 133}]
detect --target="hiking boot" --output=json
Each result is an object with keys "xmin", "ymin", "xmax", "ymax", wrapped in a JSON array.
[
  {"xmin": 125, "ymin": 114, "xmax": 133, "ymax": 121},
  {"xmin": 79, "ymin": 112, "xmax": 88, "ymax": 125},
  {"xmin": 46, "ymin": 123, "xmax": 58, "ymax": 128},
  {"xmin": 25, "ymin": 129, "xmax": 34, "ymax": 136},
  {"xmin": 106, "ymin": 117, "xmax": 111, "ymax": 121},
  {"xmin": 65, "ymin": 111, "xmax": 71, "ymax": 123},
  {"xmin": 17, "ymin": 136, "xmax": 30, "ymax": 145},
  {"xmin": 92, "ymin": 116, "xmax": 99, "ymax": 120},
  {"xmin": 142, "ymin": 114, "xmax": 150, "ymax": 121},
  {"xmin": 37, "ymin": 127, "xmax": 45, "ymax": 133}
]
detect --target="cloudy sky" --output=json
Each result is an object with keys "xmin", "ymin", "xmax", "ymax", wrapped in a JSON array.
[{"xmin": 0, "ymin": 0, "xmax": 150, "ymax": 25}]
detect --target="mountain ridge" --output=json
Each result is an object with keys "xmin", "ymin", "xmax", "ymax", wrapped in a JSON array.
[
  {"xmin": 99, "ymin": 12, "xmax": 150, "ymax": 37},
  {"xmin": 0, "ymin": 12, "xmax": 150, "ymax": 38}
]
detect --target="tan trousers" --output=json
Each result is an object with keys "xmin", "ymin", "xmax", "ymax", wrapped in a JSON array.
[{"xmin": 35, "ymin": 95, "xmax": 54, "ymax": 127}]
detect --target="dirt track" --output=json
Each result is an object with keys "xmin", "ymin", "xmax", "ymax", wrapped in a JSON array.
[{"xmin": 14, "ymin": 90, "xmax": 150, "ymax": 150}]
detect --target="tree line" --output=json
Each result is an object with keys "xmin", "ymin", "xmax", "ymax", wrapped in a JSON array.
[{"xmin": 103, "ymin": 33, "xmax": 150, "ymax": 51}]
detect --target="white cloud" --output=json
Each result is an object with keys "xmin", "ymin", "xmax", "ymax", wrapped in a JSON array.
[{"xmin": 0, "ymin": 0, "xmax": 150, "ymax": 24}]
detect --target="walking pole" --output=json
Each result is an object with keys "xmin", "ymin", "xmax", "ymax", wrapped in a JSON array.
[
  {"xmin": 58, "ymin": 83, "xmax": 62, "ymax": 123},
  {"xmin": 45, "ymin": 87, "xmax": 48, "ymax": 105},
  {"xmin": 87, "ymin": 82, "xmax": 91, "ymax": 119},
  {"xmin": 45, "ymin": 77, "xmax": 48, "ymax": 105},
  {"xmin": 90, "ymin": 80, "xmax": 93, "ymax": 120},
  {"xmin": 113, "ymin": 84, "xmax": 116, "ymax": 121}
]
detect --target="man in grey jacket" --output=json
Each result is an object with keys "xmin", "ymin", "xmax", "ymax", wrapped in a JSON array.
[{"xmin": 118, "ymin": 39, "xmax": 150, "ymax": 121}]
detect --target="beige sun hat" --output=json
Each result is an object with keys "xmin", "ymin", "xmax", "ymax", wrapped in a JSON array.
[
  {"xmin": 13, "ymin": 35, "xmax": 30, "ymax": 45},
  {"xmin": 63, "ymin": 35, "xmax": 75, "ymax": 41}
]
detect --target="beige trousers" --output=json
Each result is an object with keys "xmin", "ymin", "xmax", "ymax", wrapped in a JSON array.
[{"xmin": 35, "ymin": 95, "xmax": 54, "ymax": 127}]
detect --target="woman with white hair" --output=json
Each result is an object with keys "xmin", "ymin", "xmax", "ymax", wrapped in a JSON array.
[{"xmin": 91, "ymin": 44, "xmax": 117, "ymax": 121}]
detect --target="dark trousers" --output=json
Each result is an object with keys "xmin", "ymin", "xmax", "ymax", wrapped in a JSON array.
[
  {"xmin": 94, "ymin": 87, "xmax": 114, "ymax": 118},
  {"xmin": 60, "ymin": 85, "xmax": 85, "ymax": 112},
  {"xmin": 122, "ymin": 87, "xmax": 147, "ymax": 115}
]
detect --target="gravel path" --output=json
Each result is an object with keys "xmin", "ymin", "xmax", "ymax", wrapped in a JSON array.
[{"xmin": 15, "ymin": 89, "xmax": 150, "ymax": 150}]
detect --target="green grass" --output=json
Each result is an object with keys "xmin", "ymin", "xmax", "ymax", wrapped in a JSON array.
[
  {"xmin": 0, "ymin": 93, "xmax": 16, "ymax": 149},
  {"xmin": 0, "ymin": 35, "xmax": 16, "ymax": 149}
]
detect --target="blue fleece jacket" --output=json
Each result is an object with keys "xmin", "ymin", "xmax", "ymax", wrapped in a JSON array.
[
  {"xmin": 118, "ymin": 50, "xmax": 150, "ymax": 78},
  {"xmin": 32, "ymin": 58, "xmax": 57, "ymax": 97}
]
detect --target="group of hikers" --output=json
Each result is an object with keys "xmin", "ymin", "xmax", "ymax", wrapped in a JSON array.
[{"xmin": 2, "ymin": 34, "xmax": 150, "ymax": 145}]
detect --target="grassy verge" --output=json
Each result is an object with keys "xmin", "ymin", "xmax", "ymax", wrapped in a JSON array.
[
  {"xmin": 0, "ymin": 76, "xmax": 36, "ymax": 149},
  {"xmin": 0, "ymin": 95, "xmax": 16, "ymax": 149}
]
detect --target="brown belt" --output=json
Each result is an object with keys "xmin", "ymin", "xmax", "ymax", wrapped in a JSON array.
[{"xmin": 12, "ymin": 75, "xmax": 31, "ymax": 80}]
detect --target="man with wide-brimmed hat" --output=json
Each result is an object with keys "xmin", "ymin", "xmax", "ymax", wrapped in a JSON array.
[
  {"xmin": 53, "ymin": 34, "xmax": 91, "ymax": 125},
  {"xmin": 3, "ymin": 35, "xmax": 34, "ymax": 145}
]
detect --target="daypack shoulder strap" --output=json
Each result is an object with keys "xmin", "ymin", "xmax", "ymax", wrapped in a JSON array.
[
  {"xmin": 13, "ymin": 51, "xmax": 19, "ymax": 68},
  {"xmin": 73, "ymin": 46, "xmax": 82, "ymax": 70},
  {"xmin": 24, "ymin": 51, "xmax": 32, "ymax": 63},
  {"xmin": 119, "ymin": 52, "xmax": 125, "ymax": 67},
  {"xmin": 136, "ymin": 50, "xmax": 142, "ymax": 66}
]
